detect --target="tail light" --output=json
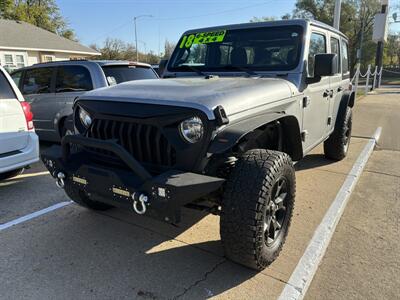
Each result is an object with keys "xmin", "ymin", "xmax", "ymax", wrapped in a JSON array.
[{"xmin": 21, "ymin": 102, "xmax": 34, "ymax": 130}]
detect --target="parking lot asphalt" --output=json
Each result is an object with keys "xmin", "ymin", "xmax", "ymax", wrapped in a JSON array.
[{"xmin": 0, "ymin": 87, "xmax": 397, "ymax": 299}]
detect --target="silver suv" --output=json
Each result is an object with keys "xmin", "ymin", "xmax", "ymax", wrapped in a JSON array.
[
  {"xmin": 11, "ymin": 60, "xmax": 158, "ymax": 142},
  {"xmin": 42, "ymin": 19, "xmax": 354, "ymax": 270}
]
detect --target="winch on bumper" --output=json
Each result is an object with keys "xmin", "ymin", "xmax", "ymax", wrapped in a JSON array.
[{"xmin": 41, "ymin": 135, "xmax": 225, "ymax": 223}]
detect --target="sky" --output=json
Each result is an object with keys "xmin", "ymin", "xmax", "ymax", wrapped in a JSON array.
[{"xmin": 57, "ymin": 0, "xmax": 400, "ymax": 54}]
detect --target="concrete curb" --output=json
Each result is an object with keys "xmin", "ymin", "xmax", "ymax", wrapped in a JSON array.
[{"xmin": 278, "ymin": 127, "xmax": 382, "ymax": 300}]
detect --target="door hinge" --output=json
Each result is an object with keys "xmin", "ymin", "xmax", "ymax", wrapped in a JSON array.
[
  {"xmin": 327, "ymin": 117, "xmax": 332, "ymax": 126},
  {"xmin": 301, "ymin": 130, "xmax": 308, "ymax": 142},
  {"xmin": 302, "ymin": 96, "xmax": 310, "ymax": 108}
]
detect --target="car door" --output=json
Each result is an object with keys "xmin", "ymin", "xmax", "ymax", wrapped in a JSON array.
[
  {"xmin": 0, "ymin": 68, "xmax": 29, "ymax": 155},
  {"xmin": 55, "ymin": 65, "xmax": 94, "ymax": 128},
  {"xmin": 328, "ymin": 34, "xmax": 344, "ymax": 134},
  {"xmin": 302, "ymin": 31, "xmax": 331, "ymax": 151},
  {"xmin": 21, "ymin": 67, "xmax": 57, "ymax": 140}
]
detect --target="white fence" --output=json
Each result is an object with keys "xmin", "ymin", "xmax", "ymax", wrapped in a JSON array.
[{"xmin": 352, "ymin": 64, "xmax": 383, "ymax": 95}]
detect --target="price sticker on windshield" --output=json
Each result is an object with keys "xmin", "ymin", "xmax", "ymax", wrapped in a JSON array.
[{"xmin": 179, "ymin": 30, "xmax": 226, "ymax": 48}]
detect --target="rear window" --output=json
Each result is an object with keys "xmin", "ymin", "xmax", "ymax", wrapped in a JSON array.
[
  {"xmin": 0, "ymin": 71, "xmax": 16, "ymax": 99},
  {"xmin": 22, "ymin": 68, "xmax": 54, "ymax": 95},
  {"xmin": 102, "ymin": 66, "xmax": 157, "ymax": 85},
  {"xmin": 56, "ymin": 66, "xmax": 93, "ymax": 93}
]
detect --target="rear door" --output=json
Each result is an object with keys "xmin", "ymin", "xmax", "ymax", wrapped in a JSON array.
[
  {"xmin": 55, "ymin": 65, "xmax": 94, "ymax": 118},
  {"xmin": 0, "ymin": 69, "xmax": 29, "ymax": 155},
  {"xmin": 21, "ymin": 67, "xmax": 56, "ymax": 137},
  {"xmin": 328, "ymin": 34, "xmax": 344, "ymax": 133}
]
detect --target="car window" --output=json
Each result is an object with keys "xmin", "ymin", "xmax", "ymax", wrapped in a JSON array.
[
  {"xmin": 170, "ymin": 25, "xmax": 303, "ymax": 72},
  {"xmin": 0, "ymin": 71, "xmax": 16, "ymax": 99},
  {"xmin": 22, "ymin": 68, "xmax": 54, "ymax": 95},
  {"xmin": 308, "ymin": 32, "xmax": 327, "ymax": 77},
  {"xmin": 11, "ymin": 70, "xmax": 23, "ymax": 88},
  {"xmin": 330, "ymin": 37, "xmax": 341, "ymax": 73},
  {"xmin": 341, "ymin": 40, "xmax": 349, "ymax": 74},
  {"xmin": 56, "ymin": 66, "xmax": 93, "ymax": 93},
  {"xmin": 101, "ymin": 66, "xmax": 157, "ymax": 85}
]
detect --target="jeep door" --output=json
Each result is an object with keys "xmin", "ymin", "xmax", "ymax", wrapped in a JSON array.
[
  {"xmin": 302, "ymin": 31, "xmax": 331, "ymax": 151},
  {"xmin": 21, "ymin": 67, "xmax": 57, "ymax": 140},
  {"xmin": 55, "ymin": 65, "xmax": 94, "ymax": 137},
  {"xmin": 328, "ymin": 34, "xmax": 349, "ymax": 134}
]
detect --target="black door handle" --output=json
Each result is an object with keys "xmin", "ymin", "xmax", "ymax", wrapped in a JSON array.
[
  {"xmin": 323, "ymin": 90, "xmax": 330, "ymax": 97},
  {"xmin": 337, "ymin": 86, "xmax": 343, "ymax": 92}
]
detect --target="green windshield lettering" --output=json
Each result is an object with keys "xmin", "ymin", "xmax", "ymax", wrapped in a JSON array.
[{"xmin": 179, "ymin": 30, "xmax": 226, "ymax": 48}]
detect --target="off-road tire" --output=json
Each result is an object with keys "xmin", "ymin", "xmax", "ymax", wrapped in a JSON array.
[
  {"xmin": 64, "ymin": 184, "xmax": 113, "ymax": 211},
  {"xmin": 324, "ymin": 106, "xmax": 353, "ymax": 161},
  {"xmin": 220, "ymin": 149, "xmax": 295, "ymax": 270},
  {"xmin": 0, "ymin": 168, "xmax": 24, "ymax": 180}
]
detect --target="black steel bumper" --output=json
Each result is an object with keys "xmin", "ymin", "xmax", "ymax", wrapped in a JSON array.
[{"xmin": 41, "ymin": 135, "xmax": 225, "ymax": 223}]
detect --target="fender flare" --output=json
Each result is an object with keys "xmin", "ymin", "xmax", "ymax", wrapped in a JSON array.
[{"xmin": 208, "ymin": 112, "xmax": 303, "ymax": 161}]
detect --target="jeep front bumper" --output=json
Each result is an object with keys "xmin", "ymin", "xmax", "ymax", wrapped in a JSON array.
[{"xmin": 41, "ymin": 135, "xmax": 225, "ymax": 223}]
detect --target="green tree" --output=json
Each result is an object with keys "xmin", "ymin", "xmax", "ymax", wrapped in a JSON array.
[{"xmin": 0, "ymin": 0, "xmax": 77, "ymax": 41}]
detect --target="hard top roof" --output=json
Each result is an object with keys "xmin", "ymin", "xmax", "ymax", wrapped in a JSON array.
[{"xmin": 183, "ymin": 19, "xmax": 348, "ymax": 40}]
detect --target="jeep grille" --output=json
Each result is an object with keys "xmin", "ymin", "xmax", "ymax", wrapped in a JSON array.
[{"xmin": 86, "ymin": 118, "xmax": 176, "ymax": 168}]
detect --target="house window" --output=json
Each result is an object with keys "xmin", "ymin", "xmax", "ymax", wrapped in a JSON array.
[
  {"xmin": 43, "ymin": 55, "xmax": 55, "ymax": 62},
  {"xmin": 4, "ymin": 54, "xmax": 14, "ymax": 66},
  {"xmin": 16, "ymin": 55, "xmax": 25, "ymax": 68}
]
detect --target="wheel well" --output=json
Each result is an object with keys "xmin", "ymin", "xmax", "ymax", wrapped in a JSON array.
[{"xmin": 234, "ymin": 116, "xmax": 303, "ymax": 161}]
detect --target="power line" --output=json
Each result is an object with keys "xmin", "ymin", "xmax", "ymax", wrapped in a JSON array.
[{"xmin": 89, "ymin": 1, "xmax": 272, "ymax": 44}]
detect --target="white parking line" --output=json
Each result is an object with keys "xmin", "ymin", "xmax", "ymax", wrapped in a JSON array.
[
  {"xmin": 278, "ymin": 127, "xmax": 382, "ymax": 300},
  {"xmin": 0, "ymin": 201, "xmax": 72, "ymax": 232}
]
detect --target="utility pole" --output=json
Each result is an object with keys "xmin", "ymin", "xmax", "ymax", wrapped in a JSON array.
[
  {"xmin": 374, "ymin": 0, "xmax": 389, "ymax": 88},
  {"xmin": 134, "ymin": 15, "xmax": 153, "ymax": 62},
  {"xmin": 333, "ymin": 0, "xmax": 342, "ymax": 29}
]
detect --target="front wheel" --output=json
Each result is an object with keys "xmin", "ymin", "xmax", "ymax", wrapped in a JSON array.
[
  {"xmin": 324, "ymin": 106, "xmax": 352, "ymax": 161},
  {"xmin": 220, "ymin": 149, "xmax": 295, "ymax": 270}
]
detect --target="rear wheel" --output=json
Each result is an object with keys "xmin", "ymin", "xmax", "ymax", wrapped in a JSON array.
[
  {"xmin": 324, "ymin": 107, "xmax": 352, "ymax": 161},
  {"xmin": 220, "ymin": 149, "xmax": 295, "ymax": 270},
  {"xmin": 64, "ymin": 184, "xmax": 113, "ymax": 211}
]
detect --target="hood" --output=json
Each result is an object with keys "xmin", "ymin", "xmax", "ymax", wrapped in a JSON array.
[{"xmin": 81, "ymin": 77, "xmax": 295, "ymax": 120}]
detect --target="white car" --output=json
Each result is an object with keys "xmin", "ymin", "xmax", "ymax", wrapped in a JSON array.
[{"xmin": 0, "ymin": 65, "xmax": 39, "ymax": 180}]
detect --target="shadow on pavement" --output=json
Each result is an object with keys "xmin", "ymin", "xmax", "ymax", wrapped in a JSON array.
[{"xmin": 295, "ymin": 153, "xmax": 336, "ymax": 171}]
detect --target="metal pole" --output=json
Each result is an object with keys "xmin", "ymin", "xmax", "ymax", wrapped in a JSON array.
[
  {"xmin": 333, "ymin": 0, "xmax": 342, "ymax": 29},
  {"xmin": 354, "ymin": 63, "xmax": 360, "ymax": 94},
  {"xmin": 374, "ymin": 0, "xmax": 389, "ymax": 88},
  {"xmin": 365, "ymin": 65, "xmax": 371, "ymax": 95},
  {"xmin": 134, "ymin": 17, "xmax": 138, "ymax": 62}
]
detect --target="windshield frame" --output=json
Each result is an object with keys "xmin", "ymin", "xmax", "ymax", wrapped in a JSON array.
[{"xmin": 168, "ymin": 24, "xmax": 304, "ymax": 74}]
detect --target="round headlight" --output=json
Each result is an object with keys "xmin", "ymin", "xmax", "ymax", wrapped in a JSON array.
[
  {"xmin": 179, "ymin": 116, "xmax": 204, "ymax": 143},
  {"xmin": 79, "ymin": 108, "xmax": 92, "ymax": 128}
]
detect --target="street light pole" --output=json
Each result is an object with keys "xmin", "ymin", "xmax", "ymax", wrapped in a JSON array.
[
  {"xmin": 333, "ymin": 0, "xmax": 342, "ymax": 29},
  {"xmin": 134, "ymin": 15, "xmax": 153, "ymax": 62},
  {"xmin": 374, "ymin": 0, "xmax": 389, "ymax": 88}
]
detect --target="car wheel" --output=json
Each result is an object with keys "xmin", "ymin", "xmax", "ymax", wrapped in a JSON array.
[
  {"xmin": 324, "ymin": 106, "xmax": 352, "ymax": 161},
  {"xmin": 64, "ymin": 184, "xmax": 113, "ymax": 211},
  {"xmin": 0, "ymin": 168, "xmax": 24, "ymax": 180},
  {"xmin": 220, "ymin": 149, "xmax": 295, "ymax": 270}
]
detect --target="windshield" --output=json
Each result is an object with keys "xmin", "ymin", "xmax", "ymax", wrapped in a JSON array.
[
  {"xmin": 169, "ymin": 25, "xmax": 303, "ymax": 73},
  {"xmin": 102, "ymin": 65, "xmax": 158, "ymax": 85}
]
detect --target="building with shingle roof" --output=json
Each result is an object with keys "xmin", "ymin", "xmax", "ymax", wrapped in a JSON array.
[{"xmin": 0, "ymin": 19, "xmax": 100, "ymax": 72}]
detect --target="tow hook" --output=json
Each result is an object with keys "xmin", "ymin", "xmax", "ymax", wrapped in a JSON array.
[
  {"xmin": 56, "ymin": 172, "xmax": 65, "ymax": 189},
  {"xmin": 132, "ymin": 193, "xmax": 148, "ymax": 215}
]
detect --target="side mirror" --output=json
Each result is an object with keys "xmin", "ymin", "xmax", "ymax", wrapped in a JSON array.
[
  {"xmin": 307, "ymin": 53, "xmax": 338, "ymax": 84},
  {"xmin": 158, "ymin": 59, "xmax": 168, "ymax": 77}
]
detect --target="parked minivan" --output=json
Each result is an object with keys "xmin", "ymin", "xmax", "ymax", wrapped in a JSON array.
[
  {"xmin": 10, "ymin": 60, "xmax": 158, "ymax": 142},
  {"xmin": 0, "ymin": 65, "xmax": 39, "ymax": 180}
]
